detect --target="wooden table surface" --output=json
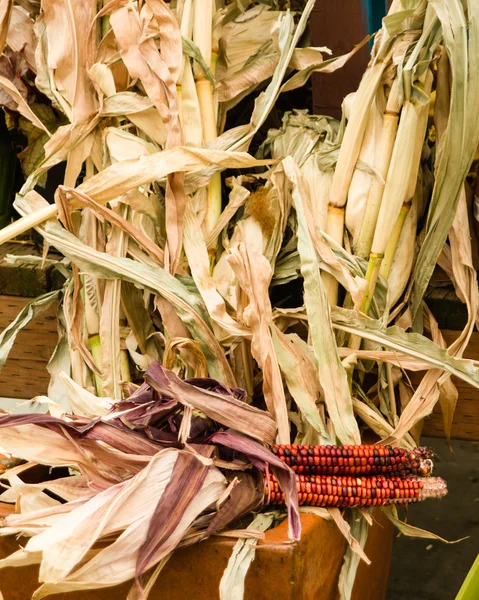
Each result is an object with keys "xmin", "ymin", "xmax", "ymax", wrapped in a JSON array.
[{"xmin": 0, "ymin": 504, "xmax": 393, "ymax": 600}]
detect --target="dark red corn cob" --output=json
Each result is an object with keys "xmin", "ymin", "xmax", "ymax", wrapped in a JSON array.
[
  {"xmin": 272, "ymin": 444, "xmax": 433, "ymax": 478},
  {"xmin": 263, "ymin": 473, "xmax": 447, "ymax": 508}
]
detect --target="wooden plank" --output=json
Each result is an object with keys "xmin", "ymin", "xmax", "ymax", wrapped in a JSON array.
[
  {"xmin": 0, "ymin": 359, "xmax": 52, "ymax": 400},
  {"xmin": 0, "ymin": 295, "xmax": 58, "ymax": 399},
  {"xmin": 0, "ymin": 295, "xmax": 59, "ymax": 331},
  {"xmin": 421, "ymin": 380, "xmax": 479, "ymax": 441},
  {"xmin": 413, "ymin": 330, "xmax": 479, "ymax": 441},
  {"xmin": 2, "ymin": 331, "xmax": 57, "ymax": 362},
  {"xmin": 442, "ymin": 330, "xmax": 479, "ymax": 359},
  {"xmin": 0, "ymin": 241, "xmax": 62, "ymax": 297},
  {"xmin": 424, "ymin": 286, "xmax": 468, "ymax": 331},
  {"xmin": 311, "ymin": 1, "xmax": 370, "ymax": 119}
]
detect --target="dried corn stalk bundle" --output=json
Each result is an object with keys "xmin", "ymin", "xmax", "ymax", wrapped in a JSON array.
[{"xmin": 0, "ymin": 0, "xmax": 479, "ymax": 598}]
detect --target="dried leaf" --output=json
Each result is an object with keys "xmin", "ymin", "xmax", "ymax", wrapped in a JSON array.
[
  {"xmin": 221, "ymin": 1, "xmax": 316, "ymax": 153},
  {"xmin": 146, "ymin": 0, "xmax": 182, "ymax": 82},
  {"xmin": 41, "ymin": 0, "xmax": 98, "ymax": 121},
  {"xmin": 7, "ymin": 6, "xmax": 36, "ymax": 71},
  {"xmin": 271, "ymin": 326, "xmax": 329, "ymax": 440},
  {"xmin": 282, "ymin": 36, "xmax": 370, "ymax": 93},
  {"xmin": 203, "ymin": 472, "xmax": 263, "ymax": 539},
  {"xmin": 58, "ymin": 371, "xmax": 114, "ymax": 417},
  {"xmin": 179, "ymin": 55, "xmax": 203, "ymax": 146},
  {"xmin": 0, "ymin": 74, "xmax": 50, "ymax": 133},
  {"xmin": 210, "ymin": 430, "xmax": 300, "ymax": 541},
  {"xmin": 105, "ymin": 127, "xmax": 158, "ymax": 162},
  {"xmin": 331, "ymin": 307, "xmax": 479, "ymax": 391},
  {"xmin": 227, "ymin": 242, "xmax": 290, "ymax": 443},
  {"xmin": 411, "ymin": 0, "xmax": 479, "ymax": 316},
  {"xmin": 183, "ymin": 201, "xmax": 248, "ymax": 337},
  {"xmin": 122, "ymin": 282, "xmax": 160, "ymax": 363},
  {"xmin": 0, "ymin": 290, "xmax": 60, "ymax": 371},
  {"xmin": 336, "ymin": 510, "xmax": 370, "ymax": 600},
  {"xmin": 134, "ymin": 451, "xmax": 208, "ymax": 592},
  {"xmin": 217, "ymin": 5, "xmax": 282, "ymax": 103},
  {"xmin": 219, "ymin": 512, "xmax": 275, "ymax": 600},
  {"xmin": 382, "ymin": 506, "xmax": 466, "ymax": 543},
  {"xmin": 73, "ymin": 146, "xmax": 272, "ymax": 205},
  {"xmin": 328, "ymin": 508, "xmax": 370, "ymax": 565},
  {"xmin": 145, "ymin": 363, "xmax": 276, "ymax": 444},
  {"xmin": 33, "ymin": 463, "xmax": 225, "ymax": 597},
  {"xmin": 15, "ymin": 195, "xmax": 235, "ymax": 386},
  {"xmin": 1, "ymin": 475, "xmax": 91, "ymax": 504},
  {"xmin": 283, "ymin": 157, "xmax": 360, "ymax": 445},
  {"xmin": 63, "ymin": 187, "xmax": 165, "ymax": 266},
  {"xmin": 110, "ymin": 2, "xmax": 183, "ymax": 270},
  {"xmin": 99, "ymin": 204, "xmax": 129, "ymax": 398},
  {"xmin": 182, "ymin": 36, "xmax": 215, "ymax": 85},
  {"xmin": 0, "ymin": 0, "xmax": 12, "ymax": 54}
]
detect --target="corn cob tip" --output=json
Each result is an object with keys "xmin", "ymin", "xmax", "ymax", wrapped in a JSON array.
[
  {"xmin": 419, "ymin": 476, "xmax": 447, "ymax": 500},
  {"xmin": 419, "ymin": 458, "xmax": 434, "ymax": 477},
  {"xmin": 413, "ymin": 447, "xmax": 434, "ymax": 477},
  {"xmin": 412, "ymin": 446, "xmax": 434, "ymax": 460}
]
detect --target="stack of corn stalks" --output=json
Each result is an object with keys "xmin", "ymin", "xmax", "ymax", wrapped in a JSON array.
[{"xmin": 0, "ymin": 0, "xmax": 479, "ymax": 598}]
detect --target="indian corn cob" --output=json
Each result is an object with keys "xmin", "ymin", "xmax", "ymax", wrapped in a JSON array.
[
  {"xmin": 264, "ymin": 473, "xmax": 447, "ymax": 508},
  {"xmin": 272, "ymin": 444, "xmax": 433, "ymax": 477}
]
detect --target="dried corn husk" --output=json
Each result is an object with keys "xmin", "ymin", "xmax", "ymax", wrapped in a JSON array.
[
  {"xmin": 216, "ymin": 5, "xmax": 282, "ymax": 105},
  {"xmin": 263, "ymin": 110, "xmax": 338, "ymax": 236},
  {"xmin": 387, "ymin": 187, "xmax": 418, "ymax": 308},
  {"xmin": 345, "ymin": 94, "xmax": 384, "ymax": 249},
  {"xmin": 301, "ymin": 153, "xmax": 331, "ymax": 235}
]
